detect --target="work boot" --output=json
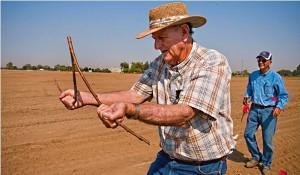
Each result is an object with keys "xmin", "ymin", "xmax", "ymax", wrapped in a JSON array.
[
  {"xmin": 245, "ymin": 159, "xmax": 259, "ymax": 168},
  {"xmin": 261, "ymin": 167, "xmax": 271, "ymax": 175}
]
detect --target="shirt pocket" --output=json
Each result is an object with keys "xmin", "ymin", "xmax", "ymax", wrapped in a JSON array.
[{"xmin": 264, "ymin": 83, "xmax": 274, "ymax": 97}]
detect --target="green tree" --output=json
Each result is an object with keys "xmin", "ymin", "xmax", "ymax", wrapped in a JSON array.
[
  {"xmin": 129, "ymin": 62, "xmax": 144, "ymax": 73},
  {"xmin": 93, "ymin": 68, "xmax": 111, "ymax": 73},
  {"xmin": 232, "ymin": 70, "xmax": 249, "ymax": 77},
  {"xmin": 101, "ymin": 68, "xmax": 112, "ymax": 73},
  {"xmin": 122, "ymin": 61, "xmax": 150, "ymax": 73},
  {"xmin": 54, "ymin": 64, "xmax": 60, "ymax": 71},
  {"xmin": 22, "ymin": 64, "xmax": 32, "ymax": 70},
  {"xmin": 94, "ymin": 68, "xmax": 101, "ymax": 72},
  {"xmin": 6, "ymin": 62, "xmax": 14, "ymax": 69},
  {"xmin": 293, "ymin": 65, "xmax": 300, "ymax": 76},
  {"xmin": 54, "ymin": 64, "xmax": 68, "ymax": 71},
  {"xmin": 120, "ymin": 62, "xmax": 129, "ymax": 73},
  {"xmin": 241, "ymin": 69, "xmax": 249, "ymax": 76},
  {"xmin": 43, "ymin": 65, "xmax": 51, "ymax": 70},
  {"xmin": 6, "ymin": 62, "xmax": 18, "ymax": 70},
  {"xmin": 37, "ymin": 64, "xmax": 44, "ymax": 70},
  {"xmin": 277, "ymin": 69, "xmax": 293, "ymax": 76},
  {"xmin": 83, "ymin": 67, "xmax": 89, "ymax": 72},
  {"xmin": 66, "ymin": 66, "xmax": 72, "ymax": 71}
]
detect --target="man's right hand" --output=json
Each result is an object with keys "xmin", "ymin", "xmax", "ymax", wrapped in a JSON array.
[{"xmin": 59, "ymin": 89, "xmax": 85, "ymax": 110}]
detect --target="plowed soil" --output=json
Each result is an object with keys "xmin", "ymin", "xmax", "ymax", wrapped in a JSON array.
[{"xmin": 2, "ymin": 70, "xmax": 300, "ymax": 175}]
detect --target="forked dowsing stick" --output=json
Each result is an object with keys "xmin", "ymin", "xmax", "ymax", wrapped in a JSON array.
[{"xmin": 65, "ymin": 35, "xmax": 150, "ymax": 145}]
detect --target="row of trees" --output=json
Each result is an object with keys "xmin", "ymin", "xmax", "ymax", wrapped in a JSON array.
[
  {"xmin": 232, "ymin": 70, "xmax": 250, "ymax": 77},
  {"xmin": 4, "ymin": 61, "xmax": 151, "ymax": 73},
  {"xmin": 120, "ymin": 61, "xmax": 149, "ymax": 73},
  {"xmin": 3, "ymin": 62, "xmax": 300, "ymax": 76},
  {"xmin": 4, "ymin": 62, "xmax": 111, "ymax": 73},
  {"xmin": 232, "ymin": 65, "xmax": 300, "ymax": 77},
  {"xmin": 277, "ymin": 65, "xmax": 300, "ymax": 76}
]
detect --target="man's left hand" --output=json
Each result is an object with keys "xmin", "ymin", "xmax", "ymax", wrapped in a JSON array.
[{"xmin": 273, "ymin": 107, "xmax": 281, "ymax": 117}]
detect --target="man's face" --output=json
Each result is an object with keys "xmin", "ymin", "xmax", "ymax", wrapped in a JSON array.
[
  {"xmin": 257, "ymin": 57, "xmax": 272, "ymax": 72},
  {"xmin": 152, "ymin": 25, "xmax": 186, "ymax": 65}
]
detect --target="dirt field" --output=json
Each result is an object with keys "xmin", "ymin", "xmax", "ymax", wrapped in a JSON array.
[{"xmin": 2, "ymin": 70, "xmax": 300, "ymax": 175}]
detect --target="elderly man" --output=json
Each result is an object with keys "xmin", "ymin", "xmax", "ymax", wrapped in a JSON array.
[
  {"xmin": 60, "ymin": 2, "xmax": 235, "ymax": 174},
  {"xmin": 243, "ymin": 51, "xmax": 288, "ymax": 175}
]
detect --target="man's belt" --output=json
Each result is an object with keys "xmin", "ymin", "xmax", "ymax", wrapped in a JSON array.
[
  {"xmin": 173, "ymin": 156, "xmax": 226, "ymax": 165},
  {"xmin": 164, "ymin": 151, "xmax": 227, "ymax": 165},
  {"xmin": 252, "ymin": 103, "xmax": 275, "ymax": 109}
]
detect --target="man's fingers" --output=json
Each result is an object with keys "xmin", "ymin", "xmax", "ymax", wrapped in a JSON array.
[
  {"xmin": 100, "ymin": 116, "xmax": 117, "ymax": 128},
  {"xmin": 101, "ymin": 112, "xmax": 119, "ymax": 128},
  {"xmin": 98, "ymin": 116, "xmax": 112, "ymax": 128},
  {"xmin": 116, "ymin": 118, "xmax": 124, "ymax": 124},
  {"xmin": 101, "ymin": 112, "xmax": 110, "ymax": 120},
  {"xmin": 96, "ymin": 103, "xmax": 126, "ymax": 129},
  {"xmin": 273, "ymin": 108, "xmax": 281, "ymax": 117},
  {"xmin": 96, "ymin": 108, "xmax": 117, "ymax": 128},
  {"xmin": 61, "ymin": 95, "xmax": 76, "ymax": 110},
  {"xmin": 106, "ymin": 109, "xmax": 125, "ymax": 121},
  {"xmin": 59, "ymin": 89, "xmax": 79, "ymax": 110},
  {"xmin": 59, "ymin": 89, "xmax": 74, "ymax": 99}
]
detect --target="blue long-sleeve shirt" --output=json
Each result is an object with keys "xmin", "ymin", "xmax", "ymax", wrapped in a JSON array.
[{"xmin": 245, "ymin": 69, "xmax": 288, "ymax": 109}]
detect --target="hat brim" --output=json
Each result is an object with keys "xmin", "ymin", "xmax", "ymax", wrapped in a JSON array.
[
  {"xmin": 136, "ymin": 16, "xmax": 206, "ymax": 39},
  {"xmin": 256, "ymin": 55, "xmax": 271, "ymax": 60}
]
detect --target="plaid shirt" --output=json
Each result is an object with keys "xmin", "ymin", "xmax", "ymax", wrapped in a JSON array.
[{"xmin": 131, "ymin": 42, "xmax": 236, "ymax": 161}]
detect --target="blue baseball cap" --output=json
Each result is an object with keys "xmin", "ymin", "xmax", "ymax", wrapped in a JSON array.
[{"xmin": 256, "ymin": 51, "xmax": 272, "ymax": 60}]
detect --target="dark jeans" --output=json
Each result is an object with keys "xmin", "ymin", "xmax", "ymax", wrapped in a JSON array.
[{"xmin": 147, "ymin": 150, "xmax": 227, "ymax": 175}]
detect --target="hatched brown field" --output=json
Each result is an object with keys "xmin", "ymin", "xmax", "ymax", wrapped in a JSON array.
[{"xmin": 2, "ymin": 70, "xmax": 300, "ymax": 175}]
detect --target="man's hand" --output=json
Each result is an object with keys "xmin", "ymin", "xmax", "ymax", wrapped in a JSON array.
[
  {"xmin": 273, "ymin": 107, "xmax": 281, "ymax": 117},
  {"xmin": 59, "ymin": 89, "xmax": 85, "ymax": 110},
  {"xmin": 97, "ymin": 103, "xmax": 126, "ymax": 128}
]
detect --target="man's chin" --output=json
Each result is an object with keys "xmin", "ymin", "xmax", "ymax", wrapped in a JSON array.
[
  {"xmin": 163, "ymin": 56, "xmax": 171, "ymax": 63},
  {"xmin": 162, "ymin": 54, "xmax": 176, "ymax": 66}
]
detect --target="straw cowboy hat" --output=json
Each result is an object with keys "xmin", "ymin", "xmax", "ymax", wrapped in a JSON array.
[{"xmin": 136, "ymin": 2, "xmax": 207, "ymax": 39}]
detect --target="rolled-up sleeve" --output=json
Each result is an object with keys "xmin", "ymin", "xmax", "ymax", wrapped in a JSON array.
[
  {"xmin": 131, "ymin": 68, "xmax": 153, "ymax": 98},
  {"xmin": 179, "ymin": 52, "xmax": 231, "ymax": 120}
]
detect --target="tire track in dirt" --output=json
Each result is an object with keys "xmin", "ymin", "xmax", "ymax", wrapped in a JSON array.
[
  {"xmin": 3, "ymin": 120, "xmax": 156, "ymax": 153},
  {"xmin": 2, "ymin": 116, "xmax": 95, "ymax": 129}
]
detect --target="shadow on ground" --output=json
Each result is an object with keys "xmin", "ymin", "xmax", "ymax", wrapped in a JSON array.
[{"xmin": 228, "ymin": 149, "xmax": 249, "ymax": 163}]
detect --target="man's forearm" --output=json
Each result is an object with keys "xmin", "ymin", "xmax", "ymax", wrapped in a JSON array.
[
  {"xmin": 126, "ymin": 103, "xmax": 197, "ymax": 126},
  {"xmin": 83, "ymin": 90, "xmax": 147, "ymax": 106}
]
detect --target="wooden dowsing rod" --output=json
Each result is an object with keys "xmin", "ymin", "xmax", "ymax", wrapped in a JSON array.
[{"xmin": 66, "ymin": 35, "xmax": 150, "ymax": 145}]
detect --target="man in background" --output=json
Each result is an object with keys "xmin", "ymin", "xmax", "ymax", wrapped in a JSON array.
[{"xmin": 243, "ymin": 51, "xmax": 288, "ymax": 175}]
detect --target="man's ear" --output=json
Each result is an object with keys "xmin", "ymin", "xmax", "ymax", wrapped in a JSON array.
[{"xmin": 181, "ymin": 24, "xmax": 190, "ymax": 41}]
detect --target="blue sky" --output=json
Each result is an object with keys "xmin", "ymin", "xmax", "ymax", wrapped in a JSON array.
[{"xmin": 2, "ymin": 1, "xmax": 300, "ymax": 72}]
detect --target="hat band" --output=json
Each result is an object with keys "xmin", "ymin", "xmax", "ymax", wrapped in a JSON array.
[{"xmin": 149, "ymin": 15, "xmax": 188, "ymax": 29}]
